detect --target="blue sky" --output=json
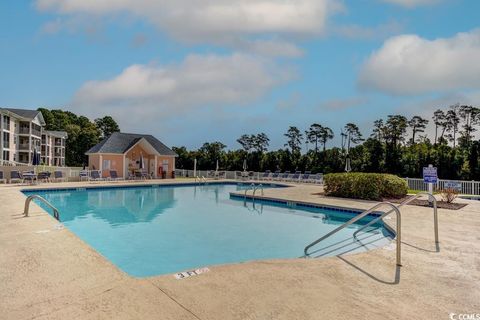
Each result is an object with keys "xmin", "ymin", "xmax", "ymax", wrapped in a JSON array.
[{"xmin": 1, "ymin": 0, "xmax": 479, "ymax": 150}]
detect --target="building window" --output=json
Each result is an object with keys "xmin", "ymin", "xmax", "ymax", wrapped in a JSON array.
[
  {"xmin": 162, "ymin": 159, "xmax": 169, "ymax": 171},
  {"xmin": 103, "ymin": 159, "xmax": 111, "ymax": 170},
  {"xmin": 3, "ymin": 132, "xmax": 9, "ymax": 148},
  {"xmin": 3, "ymin": 151, "xmax": 10, "ymax": 161},
  {"xmin": 3, "ymin": 116, "xmax": 10, "ymax": 131}
]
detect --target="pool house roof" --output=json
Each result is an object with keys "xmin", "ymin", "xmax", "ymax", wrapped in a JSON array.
[{"xmin": 86, "ymin": 132, "xmax": 177, "ymax": 156}]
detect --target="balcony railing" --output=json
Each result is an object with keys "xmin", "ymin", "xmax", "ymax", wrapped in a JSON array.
[
  {"xmin": 18, "ymin": 127, "xmax": 41, "ymax": 137},
  {"xmin": 18, "ymin": 143, "xmax": 30, "ymax": 150}
]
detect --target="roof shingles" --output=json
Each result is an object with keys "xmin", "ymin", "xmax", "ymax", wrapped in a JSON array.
[
  {"xmin": 3, "ymin": 108, "xmax": 41, "ymax": 120},
  {"xmin": 86, "ymin": 132, "xmax": 177, "ymax": 156}
]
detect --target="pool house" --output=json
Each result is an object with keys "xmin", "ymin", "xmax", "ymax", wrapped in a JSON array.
[{"xmin": 86, "ymin": 132, "xmax": 177, "ymax": 179}]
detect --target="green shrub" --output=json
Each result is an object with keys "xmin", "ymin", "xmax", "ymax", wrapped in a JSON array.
[{"xmin": 324, "ymin": 173, "xmax": 407, "ymax": 201}]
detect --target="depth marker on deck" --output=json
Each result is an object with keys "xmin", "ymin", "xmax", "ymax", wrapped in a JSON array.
[{"xmin": 174, "ymin": 267, "xmax": 210, "ymax": 279}]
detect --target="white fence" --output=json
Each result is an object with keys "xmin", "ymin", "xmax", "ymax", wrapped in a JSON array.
[
  {"xmin": 175, "ymin": 169, "xmax": 245, "ymax": 180},
  {"xmin": 404, "ymin": 177, "xmax": 480, "ymax": 195},
  {"xmin": 175, "ymin": 169, "xmax": 323, "ymax": 183},
  {"xmin": 0, "ymin": 165, "xmax": 84, "ymax": 182},
  {"xmin": 39, "ymin": 166, "xmax": 84, "ymax": 180},
  {"xmin": 176, "ymin": 170, "xmax": 479, "ymax": 195}
]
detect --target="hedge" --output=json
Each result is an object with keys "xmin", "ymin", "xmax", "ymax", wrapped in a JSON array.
[{"xmin": 324, "ymin": 173, "xmax": 407, "ymax": 201}]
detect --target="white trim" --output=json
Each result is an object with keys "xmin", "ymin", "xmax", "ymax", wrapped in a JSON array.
[
  {"xmin": 123, "ymin": 137, "xmax": 161, "ymax": 156},
  {"xmin": 85, "ymin": 152, "xmax": 123, "ymax": 156},
  {"xmin": 0, "ymin": 114, "xmax": 3, "ymax": 161},
  {"xmin": 28, "ymin": 123, "xmax": 32, "ymax": 164},
  {"xmin": 99, "ymin": 154, "xmax": 103, "ymax": 172},
  {"xmin": 123, "ymin": 153, "xmax": 127, "ymax": 178}
]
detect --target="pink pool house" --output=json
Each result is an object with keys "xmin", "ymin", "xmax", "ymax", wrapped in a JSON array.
[{"xmin": 86, "ymin": 132, "xmax": 177, "ymax": 179}]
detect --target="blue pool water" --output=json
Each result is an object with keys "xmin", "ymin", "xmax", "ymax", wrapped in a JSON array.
[{"xmin": 24, "ymin": 183, "xmax": 393, "ymax": 277}]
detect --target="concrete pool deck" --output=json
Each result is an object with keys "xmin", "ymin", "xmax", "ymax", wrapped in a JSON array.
[{"xmin": 1, "ymin": 179, "xmax": 479, "ymax": 319}]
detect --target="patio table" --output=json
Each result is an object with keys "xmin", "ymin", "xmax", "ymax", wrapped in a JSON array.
[{"xmin": 22, "ymin": 173, "xmax": 38, "ymax": 184}]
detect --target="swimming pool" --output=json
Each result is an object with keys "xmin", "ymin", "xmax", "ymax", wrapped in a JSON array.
[{"xmin": 23, "ymin": 183, "xmax": 393, "ymax": 277}]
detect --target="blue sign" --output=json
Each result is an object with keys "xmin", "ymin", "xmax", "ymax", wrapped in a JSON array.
[
  {"xmin": 444, "ymin": 181, "xmax": 462, "ymax": 192},
  {"xmin": 423, "ymin": 167, "xmax": 438, "ymax": 184}
]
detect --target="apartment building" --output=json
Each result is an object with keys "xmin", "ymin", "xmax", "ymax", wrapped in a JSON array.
[
  {"xmin": 0, "ymin": 108, "xmax": 67, "ymax": 166},
  {"xmin": 41, "ymin": 131, "xmax": 67, "ymax": 166}
]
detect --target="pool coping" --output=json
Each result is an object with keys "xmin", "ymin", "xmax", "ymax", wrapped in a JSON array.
[{"xmin": 19, "ymin": 179, "xmax": 290, "ymax": 193}]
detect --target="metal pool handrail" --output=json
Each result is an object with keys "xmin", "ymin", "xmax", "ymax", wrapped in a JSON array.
[
  {"xmin": 24, "ymin": 195, "xmax": 60, "ymax": 221},
  {"xmin": 304, "ymin": 201, "xmax": 402, "ymax": 266},
  {"xmin": 253, "ymin": 184, "xmax": 264, "ymax": 197},
  {"xmin": 244, "ymin": 183, "xmax": 255, "ymax": 200},
  {"xmin": 195, "ymin": 176, "xmax": 208, "ymax": 184},
  {"xmin": 353, "ymin": 192, "xmax": 438, "ymax": 244}
]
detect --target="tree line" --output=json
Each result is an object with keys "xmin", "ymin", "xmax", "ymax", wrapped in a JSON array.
[
  {"xmin": 173, "ymin": 104, "xmax": 480, "ymax": 180},
  {"xmin": 38, "ymin": 108, "xmax": 120, "ymax": 166}
]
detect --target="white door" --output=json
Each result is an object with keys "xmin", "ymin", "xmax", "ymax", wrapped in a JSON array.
[{"xmin": 149, "ymin": 159, "xmax": 155, "ymax": 176}]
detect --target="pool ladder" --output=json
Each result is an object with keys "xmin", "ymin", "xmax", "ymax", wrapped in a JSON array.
[
  {"xmin": 243, "ymin": 183, "xmax": 264, "ymax": 214},
  {"xmin": 303, "ymin": 192, "xmax": 440, "ymax": 267},
  {"xmin": 304, "ymin": 201, "xmax": 402, "ymax": 266},
  {"xmin": 353, "ymin": 192, "xmax": 438, "ymax": 244},
  {"xmin": 24, "ymin": 195, "xmax": 61, "ymax": 221},
  {"xmin": 195, "ymin": 176, "xmax": 208, "ymax": 185},
  {"xmin": 244, "ymin": 183, "xmax": 264, "ymax": 200}
]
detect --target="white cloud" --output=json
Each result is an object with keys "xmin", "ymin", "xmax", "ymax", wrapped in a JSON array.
[
  {"xmin": 36, "ymin": 0, "xmax": 336, "ymax": 41},
  {"xmin": 358, "ymin": 29, "xmax": 480, "ymax": 95},
  {"xmin": 380, "ymin": 0, "xmax": 439, "ymax": 8},
  {"xmin": 235, "ymin": 39, "xmax": 304, "ymax": 57},
  {"xmin": 73, "ymin": 53, "xmax": 293, "ymax": 125}
]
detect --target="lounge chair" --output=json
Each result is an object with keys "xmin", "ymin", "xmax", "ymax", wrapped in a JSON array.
[
  {"xmin": 300, "ymin": 171, "xmax": 311, "ymax": 183},
  {"xmin": 37, "ymin": 171, "xmax": 51, "ymax": 183},
  {"xmin": 217, "ymin": 171, "xmax": 226, "ymax": 179},
  {"xmin": 279, "ymin": 171, "xmax": 290, "ymax": 181},
  {"xmin": 260, "ymin": 170, "xmax": 271, "ymax": 180},
  {"xmin": 288, "ymin": 171, "xmax": 301, "ymax": 182},
  {"xmin": 311, "ymin": 173, "xmax": 324, "ymax": 184},
  {"xmin": 53, "ymin": 171, "xmax": 65, "ymax": 182},
  {"xmin": 207, "ymin": 170, "xmax": 216, "ymax": 179},
  {"xmin": 90, "ymin": 170, "xmax": 104, "ymax": 181},
  {"xmin": 235, "ymin": 171, "xmax": 241, "ymax": 180},
  {"xmin": 0, "ymin": 171, "xmax": 6, "ymax": 184},
  {"xmin": 109, "ymin": 170, "xmax": 123, "ymax": 181},
  {"xmin": 269, "ymin": 170, "xmax": 280, "ymax": 181},
  {"xmin": 10, "ymin": 171, "xmax": 23, "ymax": 184},
  {"xmin": 236, "ymin": 171, "xmax": 248, "ymax": 180},
  {"xmin": 135, "ymin": 170, "xmax": 149, "ymax": 180},
  {"xmin": 79, "ymin": 170, "xmax": 89, "ymax": 181}
]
